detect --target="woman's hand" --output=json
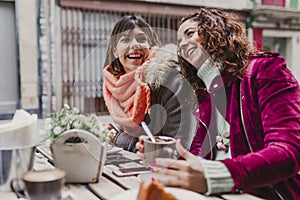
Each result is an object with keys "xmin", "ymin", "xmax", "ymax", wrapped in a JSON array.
[
  {"xmin": 136, "ymin": 135, "xmax": 148, "ymax": 167},
  {"xmin": 152, "ymin": 140, "xmax": 208, "ymax": 193}
]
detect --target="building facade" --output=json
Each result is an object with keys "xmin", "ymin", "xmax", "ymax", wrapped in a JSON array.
[
  {"xmin": 0, "ymin": 0, "xmax": 39, "ymax": 119},
  {"xmin": 251, "ymin": 0, "xmax": 300, "ymax": 82}
]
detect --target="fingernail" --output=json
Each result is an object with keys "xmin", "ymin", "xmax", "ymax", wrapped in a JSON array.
[
  {"xmin": 151, "ymin": 177, "xmax": 155, "ymax": 182},
  {"xmin": 150, "ymin": 168, "xmax": 155, "ymax": 172},
  {"xmin": 139, "ymin": 145, "xmax": 143, "ymax": 151},
  {"xmin": 178, "ymin": 139, "xmax": 182, "ymax": 144},
  {"xmin": 153, "ymin": 159, "xmax": 156, "ymax": 164}
]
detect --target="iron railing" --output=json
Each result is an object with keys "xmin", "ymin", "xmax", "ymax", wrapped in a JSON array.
[{"xmin": 59, "ymin": 8, "xmax": 181, "ymax": 114}]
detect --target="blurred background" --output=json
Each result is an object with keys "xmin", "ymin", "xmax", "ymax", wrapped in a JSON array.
[{"xmin": 1, "ymin": 0, "xmax": 300, "ymax": 119}]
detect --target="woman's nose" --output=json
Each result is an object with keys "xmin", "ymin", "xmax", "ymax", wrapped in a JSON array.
[
  {"xmin": 179, "ymin": 39, "xmax": 188, "ymax": 54},
  {"xmin": 130, "ymin": 38, "xmax": 141, "ymax": 49}
]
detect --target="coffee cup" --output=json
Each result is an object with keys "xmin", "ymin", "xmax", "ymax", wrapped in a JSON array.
[
  {"xmin": 143, "ymin": 136, "xmax": 178, "ymax": 167},
  {"xmin": 11, "ymin": 169, "xmax": 66, "ymax": 200}
]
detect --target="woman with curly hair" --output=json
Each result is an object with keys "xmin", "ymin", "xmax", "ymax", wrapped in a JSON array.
[{"xmin": 136, "ymin": 8, "xmax": 300, "ymax": 199}]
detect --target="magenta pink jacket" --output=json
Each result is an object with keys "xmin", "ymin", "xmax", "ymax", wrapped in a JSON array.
[{"xmin": 190, "ymin": 52, "xmax": 300, "ymax": 199}]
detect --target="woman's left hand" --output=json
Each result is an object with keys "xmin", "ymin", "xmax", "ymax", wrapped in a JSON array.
[
  {"xmin": 152, "ymin": 140, "xmax": 208, "ymax": 193},
  {"xmin": 136, "ymin": 135, "xmax": 148, "ymax": 167}
]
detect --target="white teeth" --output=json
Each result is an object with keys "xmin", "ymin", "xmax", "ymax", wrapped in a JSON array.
[
  {"xmin": 127, "ymin": 54, "xmax": 142, "ymax": 59},
  {"xmin": 187, "ymin": 48, "xmax": 195, "ymax": 57}
]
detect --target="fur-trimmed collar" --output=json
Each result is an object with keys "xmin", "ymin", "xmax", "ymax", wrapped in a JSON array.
[{"xmin": 144, "ymin": 44, "xmax": 179, "ymax": 90}]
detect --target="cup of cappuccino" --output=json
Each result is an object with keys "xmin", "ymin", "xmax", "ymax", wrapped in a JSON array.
[
  {"xmin": 11, "ymin": 169, "xmax": 66, "ymax": 200},
  {"xmin": 143, "ymin": 136, "xmax": 178, "ymax": 167}
]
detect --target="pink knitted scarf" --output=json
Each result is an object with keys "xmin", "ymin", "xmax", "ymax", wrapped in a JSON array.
[{"xmin": 103, "ymin": 62, "xmax": 151, "ymax": 128}]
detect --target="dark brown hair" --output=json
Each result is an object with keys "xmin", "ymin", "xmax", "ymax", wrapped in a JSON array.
[
  {"xmin": 104, "ymin": 15, "xmax": 161, "ymax": 75},
  {"xmin": 178, "ymin": 8, "xmax": 257, "ymax": 95}
]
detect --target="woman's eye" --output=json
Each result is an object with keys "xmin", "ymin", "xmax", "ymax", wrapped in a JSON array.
[
  {"xmin": 136, "ymin": 35, "xmax": 147, "ymax": 43},
  {"xmin": 120, "ymin": 37, "xmax": 130, "ymax": 43},
  {"xmin": 186, "ymin": 31, "xmax": 194, "ymax": 37}
]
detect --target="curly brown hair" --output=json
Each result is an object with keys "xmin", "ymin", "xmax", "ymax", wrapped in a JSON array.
[{"xmin": 178, "ymin": 8, "xmax": 257, "ymax": 96}]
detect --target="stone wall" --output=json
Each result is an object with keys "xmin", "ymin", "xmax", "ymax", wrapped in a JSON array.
[{"xmin": 16, "ymin": 0, "xmax": 39, "ymax": 110}]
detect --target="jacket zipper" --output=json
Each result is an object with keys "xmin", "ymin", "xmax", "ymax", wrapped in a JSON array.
[
  {"xmin": 194, "ymin": 113, "xmax": 213, "ymax": 160},
  {"xmin": 239, "ymin": 89, "xmax": 253, "ymax": 152},
  {"xmin": 239, "ymin": 83, "xmax": 284, "ymax": 200}
]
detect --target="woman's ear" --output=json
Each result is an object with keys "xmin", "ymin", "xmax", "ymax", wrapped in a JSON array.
[{"xmin": 113, "ymin": 47, "xmax": 118, "ymax": 58}]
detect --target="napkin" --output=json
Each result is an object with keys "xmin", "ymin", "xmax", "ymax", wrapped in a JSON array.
[{"xmin": 0, "ymin": 109, "xmax": 40, "ymax": 150}]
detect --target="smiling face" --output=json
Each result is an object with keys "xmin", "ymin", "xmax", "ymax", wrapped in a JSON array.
[
  {"xmin": 113, "ymin": 27, "xmax": 151, "ymax": 73},
  {"xmin": 178, "ymin": 19, "xmax": 209, "ymax": 69}
]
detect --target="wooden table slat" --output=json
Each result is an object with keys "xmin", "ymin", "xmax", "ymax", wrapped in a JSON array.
[
  {"xmin": 88, "ymin": 176, "xmax": 126, "ymax": 200},
  {"xmin": 34, "ymin": 152, "xmax": 55, "ymax": 171},
  {"xmin": 36, "ymin": 145, "xmax": 53, "ymax": 162},
  {"xmin": 63, "ymin": 185, "xmax": 99, "ymax": 200},
  {"xmin": 0, "ymin": 192, "xmax": 18, "ymax": 200},
  {"xmin": 102, "ymin": 166, "xmax": 140, "ymax": 190}
]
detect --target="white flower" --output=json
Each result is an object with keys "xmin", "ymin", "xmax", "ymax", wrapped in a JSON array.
[
  {"xmin": 44, "ymin": 104, "xmax": 116, "ymax": 143},
  {"xmin": 73, "ymin": 120, "xmax": 82, "ymax": 129},
  {"xmin": 64, "ymin": 104, "xmax": 70, "ymax": 109},
  {"xmin": 61, "ymin": 118, "xmax": 70, "ymax": 126},
  {"xmin": 53, "ymin": 126, "xmax": 63, "ymax": 135},
  {"xmin": 73, "ymin": 107, "xmax": 79, "ymax": 114}
]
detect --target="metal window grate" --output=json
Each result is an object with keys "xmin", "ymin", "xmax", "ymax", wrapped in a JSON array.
[{"xmin": 60, "ymin": 8, "xmax": 181, "ymax": 114}]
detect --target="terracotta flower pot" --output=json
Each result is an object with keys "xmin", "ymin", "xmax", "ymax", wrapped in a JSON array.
[{"xmin": 50, "ymin": 129, "xmax": 107, "ymax": 183}]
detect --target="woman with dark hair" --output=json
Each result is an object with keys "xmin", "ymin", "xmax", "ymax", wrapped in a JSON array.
[
  {"xmin": 136, "ymin": 8, "xmax": 300, "ymax": 199},
  {"xmin": 103, "ymin": 15, "xmax": 197, "ymax": 152}
]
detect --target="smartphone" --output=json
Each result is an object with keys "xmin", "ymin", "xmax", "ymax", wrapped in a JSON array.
[
  {"xmin": 105, "ymin": 155, "xmax": 131, "ymax": 165},
  {"xmin": 112, "ymin": 166, "xmax": 150, "ymax": 177}
]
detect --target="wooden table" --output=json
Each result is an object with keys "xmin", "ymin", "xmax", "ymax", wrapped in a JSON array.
[{"xmin": 0, "ymin": 145, "xmax": 264, "ymax": 200}]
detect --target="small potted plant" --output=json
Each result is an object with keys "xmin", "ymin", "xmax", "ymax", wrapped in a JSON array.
[{"xmin": 44, "ymin": 104, "xmax": 116, "ymax": 183}]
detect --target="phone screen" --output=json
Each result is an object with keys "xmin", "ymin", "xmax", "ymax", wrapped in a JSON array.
[
  {"xmin": 105, "ymin": 155, "xmax": 131, "ymax": 165},
  {"xmin": 112, "ymin": 166, "xmax": 150, "ymax": 177},
  {"xmin": 119, "ymin": 167, "xmax": 149, "ymax": 173}
]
